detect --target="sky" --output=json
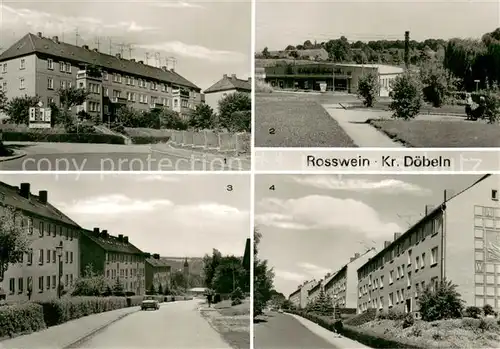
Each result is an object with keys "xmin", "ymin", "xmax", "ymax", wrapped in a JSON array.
[
  {"xmin": 256, "ymin": 0, "xmax": 500, "ymax": 51},
  {"xmin": 0, "ymin": 0, "xmax": 251, "ymax": 89},
  {"xmin": 255, "ymin": 174, "xmax": 484, "ymax": 297},
  {"xmin": 0, "ymin": 173, "xmax": 250, "ymax": 257}
]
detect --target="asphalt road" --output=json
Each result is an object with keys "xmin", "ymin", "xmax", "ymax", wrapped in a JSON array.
[
  {"xmin": 77, "ymin": 300, "xmax": 231, "ymax": 348},
  {"xmin": 254, "ymin": 312, "xmax": 339, "ymax": 349}
]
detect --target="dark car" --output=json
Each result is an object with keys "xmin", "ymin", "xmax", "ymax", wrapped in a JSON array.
[{"xmin": 141, "ymin": 296, "xmax": 160, "ymax": 311}]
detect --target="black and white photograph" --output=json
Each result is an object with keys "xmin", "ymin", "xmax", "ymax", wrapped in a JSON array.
[
  {"xmin": 0, "ymin": 173, "xmax": 251, "ymax": 348},
  {"xmin": 254, "ymin": 174, "xmax": 500, "ymax": 349},
  {"xmin": 0, "ymin": 1, "xmax": 251, "ymax": 171},
  {"xmin": 255, "ymin": 1, "xmax": 500, "ymax": 148}
]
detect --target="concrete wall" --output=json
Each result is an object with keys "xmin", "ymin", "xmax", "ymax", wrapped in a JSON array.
[{"xmin": 169, "ymin": 130, "xmax": 250, "ymax": 155}]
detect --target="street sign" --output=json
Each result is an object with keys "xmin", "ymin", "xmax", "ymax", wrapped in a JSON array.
[{"xmin": 28, "ymin": 107, "xmax": 51, "ymax": 128}]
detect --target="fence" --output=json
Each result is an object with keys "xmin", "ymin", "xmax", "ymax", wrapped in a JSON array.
[{"xmin": 167, "ymin": 130, "xmax": 251, "ymax": 155}]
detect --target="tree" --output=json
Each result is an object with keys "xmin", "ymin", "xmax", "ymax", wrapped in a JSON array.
[
  {"xmin": 217, "ymin": 92, "xmax": 251, "ymax": 132},
  {"xmin": 0, "ymin": 206, "xmax": 30, "ymax": 283},
  {"xmin": 231, "ymin": 286, "xmax": 244, "ymax": 306},
  {"xmin": 357, "ymin": 72, "xmax": 380, "ymax": 107},
  {"xmin": 160, "ymin": 109, "xmax": 188, "ymax": 130},
  {"xmin": 269, "ymin": 291, "xmax": 286, "ymax": 309},
  {"xmin": 418, "ymin": 278, "xmax": 464, "ymax": 321},
  {"xmin": 148, "ymin": 284, "xmax": 156, "ymax": 295},
  {"xmin": 4, "ymin": 95, "xmax": 40, "ymax": 125},
  {"xmin": 0, "ymin": 89, "xmax": 6, "ymax": 112},
  {"xmin": 203, "ymin": 249, "xmax": 223, "ymax": 289},
  {"xmin": 419, "ymin": 59, "xmax": 452, "ymax": 107},
  {"xmin": 158, "ymin": 283, "xmax": 163, "ymax": 295},
  {"xmin": 57, "ymin": 87, "xmax": 90, "ymax": 126},
  {"xmin": 188, "ymin": 103, "xmax": 215, "ymax": 130},
  {"xmin": 112, "ymin": 277, "xmax": 125, "ymax": 296},
  {"xmin": 171, "ymin": 270, "xmax": 188, "ymax": 290},
  {"xmin": 389, "ymin": 73, "xmax": 423, "ymax": 120},
  {"xmin": 71, "ymin": 264, "xmax": 108, "ymax": 296},
  {"xmin": 262, "ymin": 47, "xmax": 270, "ymax": 58},
  {"xmin": 211, "ymin": 256, "xmax": 246, "ymax": 294},
  {"xmin": 253, "ymin": 227, "xmax": 274, "ymax": 317}
]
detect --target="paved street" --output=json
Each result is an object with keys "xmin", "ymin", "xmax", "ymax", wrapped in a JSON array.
[
  {"xmin": 0, "ymin": 142, "xmax": 243, "ymax": 171},
  {"xmin": 254, "ymin": 312, "xmax": 338, "ymax": 349},
  {"xmin": 76, "ymin": 300, "xmax": 232, "ymax": 349}
]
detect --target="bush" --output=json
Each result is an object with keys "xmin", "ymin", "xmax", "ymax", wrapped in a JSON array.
[
  {"xmin": 333, "ymin": 320, "xmax": 344, "ymax": 332},
  {"xmin": 357, "ymin": 72, "xmax": 380, "ymax": 107},
  {"xmin": 130, "ymin": 136, "xmax": 170, "ymax": 144},
  {"xmin": 483, "ymin": 304, "xmax": 496, "ymax": 316},
  {"xmin": 346, "ymin": 308, "xmax": 377, "ymax": 326},
  {"xmin": 37, "ymin": 296, "xmax": 128, "ymax": 327},
  {"xmin": 402, "ymin": 313, "xmax": 415, "ymax": 328},
  {"xmin": 464, "ymin": 306, "xmax": 483, "ymax": 319},
  {"xmin": 418, "ymin": 278, "xmax": 464, "ymax": 322},
  {"xmin": 110, "ymin": 122, "xmax": 125, "ymax": 134},
  {"xmin": 227, "ymin": 110, "xmax": 251, "ymax": 133},
  {"xmin": 213, "ymin": 293, "xmax": 221, "ymax": 304},
  {"xmin": 231, "ymin": 287, "xmax": 244, "ymax": 306},
  {"xmin": 479, "ymin": 88, "xmax": 500, "ymax": 124},
  {"xmin": 2, "ymin": 131, "xmax": 125, "ymax": 144},
  {"xmin": 0, "ymin": 302, "xmax": 45, "ymax": 338},
  {"xmin": 419, "ymin": 61, "xmax": 451, "ymax": 108},
  {"xmin": 65, "ymin": 123, "xmax": 96, "ymax": 134},
  {"xmin": 127, "ymin": 296, "xmax": 144, "ymax": 307},
  {"xmin": 389, "ymin": 73, "xmax": 423, "ymax": 120},
  {"xmin": 255, "ymin": 80, "xmax": 273, "ymax": 93}
]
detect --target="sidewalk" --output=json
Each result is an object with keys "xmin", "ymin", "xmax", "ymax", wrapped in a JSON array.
[
  {"xmin": 0, "ymin": 306, "xmax": 139, "ymax": 349},
  {"xmin": 287, "ymin": 313, "xmax": 371, "ymax": 349},
  {"xmin": 150, "ymin": 143, "xmax": 251, "ymax": 171}
]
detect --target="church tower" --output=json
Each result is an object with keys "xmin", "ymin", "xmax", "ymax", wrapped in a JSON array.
[{"xmin": 183, "ymin": 258, "xmax": 189, "ymax": 288}]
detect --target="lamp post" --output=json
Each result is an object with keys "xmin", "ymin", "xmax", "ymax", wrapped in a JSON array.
[
  {"xmin": 333, "ymin": 294, "xmax": 337, "ymax": 321},
  {"xmin": 56, "ymin": 241, "xmax": 63, "ymax": 298}
]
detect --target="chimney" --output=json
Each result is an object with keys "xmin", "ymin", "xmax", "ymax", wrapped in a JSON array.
[
  {"xmin": 93, "ymin": 48, "xmax": 99, "ymax": 52},
  {"xmin": 354, "ymin": 253, "xmax": 360, "ymax": 259},
  {"xmin": 153, "ymin": 253, "xmax": 160, "ymax": 259},
  {"xmin": 404, "ymin": 31, "xmax": 410, "ymax": 70},
  {"xmin": 138, "ymin": 60, "xmax": 144, "ymax": 64},
  {"xmin": 19, "ymin": 183, "xmax": 30, "ymax": 199},
  {"xmin": 118, "ymin": 234, "xmax": 123, "ymax": 241},
  {"xmin": 170, "ymin": 68, "xmax": 175, "ymax": 72},
  {"xmin": 161, "ymin": 66, "xmax": 167, "ymax": 71},
  {"xmin": 52, "ymin": 36, "xmax": 59, "ymax": 44},
  {"xmin": 82, "ymin": 45, "xmax": 89, "ymax": 50},
  {"xmin": 38, "ymin": 190, "xmax": 48, "ymax": 204},
  {"xmin": 37, "ymin": 32, "xmax": 42, "ymax": 38},
  {"xmin": 231, "ymin": 74, "xmax": 237, "ymax": 79},
  {"xmin": 115, "ymin": 53, "xmax": 121, "ymax": 59},
  {"xmin": 444, "ymin": 189, "xmax": 455, "ymax": 202},
  {"xmin": 384, "ymin": 241, "xmax": 392, "ymax": 248},
  {"xmin": 425, "ymin": 205, "xmax": 435, "ymax": 215},
  {"xmin": 93, "ymin": 227, "xmax": 100, "ymax": 235},
  {"xmin": 223, "ymin": 74, "xmax": 228, "ymax": 79},
  {"xmin": 394, "ymin": 232, "xmax": 402, "ymax": 241},
  {"xmin": 123, "ymin": 236, "xmax": 129, "ymax": 244},
  {"xmin": 130, "ymin": 59, "xmax": 135, "ymax": 62},
  {"xmin": 101, "ymin": 229, "xmax": 108, "ymax": 238},
  {"xmin": 350, "ymin": 257, "xmax": 355, "ymax": 262}
]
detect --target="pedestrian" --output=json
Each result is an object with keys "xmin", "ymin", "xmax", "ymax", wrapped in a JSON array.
[{"xmin": 207, "ymin": 292, "xmax": 213, "ymax": 308}]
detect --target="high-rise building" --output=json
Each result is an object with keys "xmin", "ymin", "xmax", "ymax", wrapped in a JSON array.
[{"xmin": 357, "ymin": 175, "xmax": 500, "ymax": 315}]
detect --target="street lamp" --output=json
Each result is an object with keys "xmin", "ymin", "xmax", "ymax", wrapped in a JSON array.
[
  {"xmin": 474, "ymin": 79, "xmax": 480, "ymax": 92},
  {"xmin": 56, "ymin": 241, "xmax": 63, "ymax": 298},
  {"xmin": 333, "ymin": 294, "xmax": 337, "ymax": 321}
]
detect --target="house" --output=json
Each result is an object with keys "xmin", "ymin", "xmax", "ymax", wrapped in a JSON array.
[
  {"xmin": 0, "ymin": 181, "xmax": 81, "ymax": 303},
  {"xmin": 203, "ymin": 74, "xmax": 251, "ymax": 113},
  {"xmin": 145, "ymin": 254, "xmax": 172, "ymax": 293}
]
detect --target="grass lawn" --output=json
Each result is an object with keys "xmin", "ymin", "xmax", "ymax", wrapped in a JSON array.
[
  {"xmin": 200, "ymin": 298, "xmax": 250, "ymax": 349},
  {"xmin": 359, "ymin": 318, "xmax": 500, "ymax": 349},
  {"xmin": 255, "ymin": 98, "xmax": 356, "ymax": 147},
  {"xmin": 370, "ymin": 119, "xmax": 500, "ymax": 147}
]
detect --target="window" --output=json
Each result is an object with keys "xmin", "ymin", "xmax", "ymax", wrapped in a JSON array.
[
  {"xmin": 52, "ymin": 275, "xmax": 56, "ymax": 288},
  {"xmin": 70, "ymin": 230, "xmax": 73, "ymax": 241},
  {"xmin": 421, "ymin": 253, "xmax": 426, "ymax": 268},
  {"xmin": 66, "ymin": 63, "xmax": 71, "ymax": 73},
  {"xmin": 46, "ymin": 276, "xmax": 50, "ymax": 290},
  {"xmin": 46, "ymin": 249, "xmax": 50, "ymax": 263},
  {"xmin": 492, "ymin": 190, "xmax": 498, "ymax": 201},
  {"xmin": 20, "ymin": 59, "xmax": 25, "ymax": 69},
  {"xmin": 407, "ymin": 271, "xmax": 412, "ymax": 287},
  {"xmin": 52, "ymin": 250, "xmax": 56, "ymax": 263},
  {"xmin": 401, "ymin": 265, "xmax": 405, "ymax": 278},
  {"xmin": 47, "ymin": 78, "xmax": 54, "ymax": 90},
  {"xmin": 2, "ymin": 63, "xmax": 6, "ymax": 73},
  {"xmin": 2, "ymin": 82, "xmax": 6, "ymax": 91},
  {"xmin": 104, "ymin": 88, "xmax": 108, "ymax": 97},
  {"xmin": 60, "ymin": 81, "xmax": 67, "ymax": 89},
  {"xmin": 38, "ymin": 249, "xmax": 44, "ymax": 265},
  {"xmin": 27, "ymin": 249, "xmax": 33, "ymax": 265},
  {"xmin": 65, "ymin": 251, "xmax": 68, "ymax": 263},
  {"xmin": 396, "ymin": 290, "xmax": 400, "ymax": 303},
  {"xmin": 389, "ymin": 270, "xmax": 394, "ymax": 284},
  {"xmin": 18, "ymin": 277, "xmax": 23, "ymax": 293},
  {"xmin": 47, "ymin": 59, "xmax": 54, "ymax": 70},
  {"xmin": 431, "ymin": 277, "xmax": 439, "ymax": 291},
  {"xmin": 65, "ymin": 274, "xmax": 69, "ymax": 286},
  {"xmin": 389, "ymin": 292, "xmax": 394, "ymax": 307},
  {"xmin": 19, "ymin": 78, "xmax": 25, "ymax": 89},
  {"xmin": 407, "ymin": 249, "xmax": 412, "ymax": 265},
  {"xmin": 60, "ymin": 62, "xmax": 65, "ymax": 72},
  {"xmin": 70, "ymin": 252, "xmax": 73, "ymax": 263},
  {"xmin": 39, "ymin": 221, "xmax": 44, "ymax": 237},
  {"xmin": 38, "ymin": 276, "xmax": 44, "ymax": 292},
  {"xmin": 9, "ymin": 278, "xmax": 15, "ymax": 294},
  {"xmin": 52, "ymin": 224, "xmax": 56, "ymax": 237},
  {"xmin": 70, "ymin": 274, "xmax": 73, "ymax": 285},
  {"xmin": 430, "ymin": 247, "xmax": 438, "ymax": 266},
  {"xmin": 380, "ymin": 275, "xmax": 384, "ymax": 288},
  {"xmin": 103, "ymin": 71, "xmax": 108, "ymax": 80}
]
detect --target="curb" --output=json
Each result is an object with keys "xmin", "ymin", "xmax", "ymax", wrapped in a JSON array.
[
  {"xmin": 0, "ymin": 150, "xmax": 27, "ymax": 163},
  {"xmin": 62, "ymin": 310, "xmax": 138, "ymax": 349}
]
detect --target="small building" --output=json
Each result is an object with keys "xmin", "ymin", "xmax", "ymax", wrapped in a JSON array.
[
  {"xmin": 145, "ymin": 254, "xmax": 171, "ymax": 293},
  {"xmin": 80, "ymin": 228, "xmax": 146, "ymax": 295},
  {"xmin": 0, "ymin": 181, "xmax": 81, "ymax": 303},
  {"xmin": 264, "ymin": 63, "xmax": 403, "ymax": 96},
  {"xmin": 203, "ymin": 74, "xmax": 251, "ymax": 113}
]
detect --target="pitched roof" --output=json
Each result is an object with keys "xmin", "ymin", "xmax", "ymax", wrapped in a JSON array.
[
  {"xmin": 204, "ymin": 75, "xmax": 251, "ymax": 94},
  {"xmin": 0, "ymin": 181, "xmax": 80, "ymax": 227},
  {"xmin": 146, "ymin": 258, "xmax": 172, "ymax": 268},
  {"xmin": 0, "ymin": 33, "xmax": 200, "ymax": 90},
  {"xmin": 81, "ymin": 230, "xmax": 144, "ymax": 254}
]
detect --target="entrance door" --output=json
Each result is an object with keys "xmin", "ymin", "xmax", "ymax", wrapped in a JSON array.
[{"xmin": 406, "ymin": 298, "xmax": 412, "ymax": 313}]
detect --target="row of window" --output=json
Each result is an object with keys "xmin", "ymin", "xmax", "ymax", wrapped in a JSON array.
[
  {"xmin": 20, "ymin": 248, "xmax": 74, "ymax": 266},
  {"xmin": 19, "ymin": 217, "xmax": 76, "ymax": 240},
  {"xmin": 8, "ymin": 274, "xmax": 74, "ymax": 295},
  {"xmin": 106, "ymin": 267, "xmax": 143, "ymax": 279},
  {"xmin": 106, "ymin": 252, "xmax": 144, "ymax": 263}
]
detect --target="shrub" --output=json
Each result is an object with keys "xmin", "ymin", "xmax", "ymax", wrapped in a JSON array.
[
  {"xmin": 402, "ymin": 313, "xmax": 415, "ymax": 328},
  {"xmin": 218, "ymin": 92, "xmax": 251, "ymax": 131},
  {"xmin": 213, "ymin": 293, "xmax": 221, "ymax": 304},
  {"xmin": 231, "ymin": 287, "xmax": 244, "ymax": 306},
  {"xmin": 464, "ymin": 306, "xmax": 483, "ymax": 319},
  {"xmin": 418, "ymin": 278, "xmax": 464, "ymax": 321},
  {"xmin": 483, "ymin": 304, "xmax": 496, "ymax": 316},
  {"xmin": 65, "ymin": 123, "xmax": 96, "ymax": 134},
  {"xmin": 419, "ymin": 61, "xmax": 451, "ymax": 108},
  {"xmin": 387, "ymin": 309, "xmax": 406, "ymax": 321},
  {"xmin": 227, "ymin": 110, "xmax": 251, "ymax": 133},
  {"xmin": 37, "ymin": 296, "xmax": 128, "ymax": 327},
  {"xmin": 357, "ymin": 72, "xmax": 380, "ymax": 107},
  {"xmin": 333, "ymin": 320, "xmax": 344, "ymax": 332},
  {"xmin": 110, "ymin": 122, "xmax": 125, "ymax": 134},
  {"xmin": 389, "ymin": 73, "xmax": 423, "ymax": 120},
  {"xmin": 1, "ymin": 131, "xmax": 125, "ymax": 144},
  {"xmin": 0, "ymin": 302, "xmax": 45, "ymax": 338},
  {"xmin": 479, "ymin": 88, "xmax": 500, "ymax": 124},
  {"xmin": 255, "ymin": 80, "xmax": 273, "ymax": 93},
  {"xmin": 130, "ymin": 136, "xmax": 170, "ymax": 144},
  {"xmin": 345, "ymin": 308, "xmax": 377, "ymax": 326}
]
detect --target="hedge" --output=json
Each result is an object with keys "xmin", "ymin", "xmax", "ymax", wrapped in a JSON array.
[
  {"xmin": 37, "ymin": 296, "xmax": 128, "ymax": 326},
  {"xmin": 130, "ymin": 136, "xmax": 170, "ymax": 144},
  {"xmin": 0, "ymin": 302, "xmax": 45, "ymax": 339},
  {"xmin": 2, "ymin": 131, "xmax": 125, "ymax": 144},
  {"xmin": 344, "ymin": 308, "xmax": 377, "ymax": 326}
]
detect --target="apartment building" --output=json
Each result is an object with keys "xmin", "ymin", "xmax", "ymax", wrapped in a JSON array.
[
  {"xmin": 308, "ymin": 280, "xmax": 323, "ymax": 304},
  {"xmin": 0, "ymin": 182, "xmax": 81, "ymax": 303},
  {"xmin": 324, "ymin": 249, "xmax": 377, "ymax": 310},
  {"xmin": 288, "ymin": 280, "xmax": 316, "ymax": 309},
  {"xmin": 203, "ymin": 74, "xmax": 251, "ymax": 113},
  {"xmin": 79, "ymin": 228, "xmax": 146, "ymax": 295},
  {"xmin": 145, "ymin": 254, "xmax": 172, "ymax": 293},
  {"xmin": 357, "ymin": 174, "xmax": 500, "ymax": 315},
  {"xmin": 0, "ymin": 32, "xmax": 203, "ymax": 122}
]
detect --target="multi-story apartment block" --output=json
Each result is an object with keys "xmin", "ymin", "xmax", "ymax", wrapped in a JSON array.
[
  {"xmin": 289, "ymin": 280, "xmax": 316, "ymax": 309},
  {"xmin": 0, "ymin": 182, "xmax": 81, "ymax": 303},
  {"xmin": 203, "ymin": 74, "xmax": 251, "ymax": 113},
  {"xmin": 308, "ymin": 280, "xmax": 323, "ymax": 304},
  {"xmin": 145, "ymin": 254, "xmax": 172, "ymax": 293},
  {"xmin": 357, "ymin": 175, "xmax": 500, "ymax": 315},
  {"xmin": 80, "ymin": 228, "xmax": 146, "ymax": 295},
  {"xmin": 0, "ymin": 32, "xmax": 203, "ymax": 121},
  {"xmin": 324, "ymin": 249, "xmax": 377, "ymax": 310}
]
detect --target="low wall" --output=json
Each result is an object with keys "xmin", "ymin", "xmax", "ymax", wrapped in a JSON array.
[{"xmin": 170, "ymin": 130, "xmax": 251, "ymax": 155}]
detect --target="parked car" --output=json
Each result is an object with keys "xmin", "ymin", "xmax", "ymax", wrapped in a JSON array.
[{"xmin": 141, "ymin": 296, "xmax": 160, "ymax": 311}]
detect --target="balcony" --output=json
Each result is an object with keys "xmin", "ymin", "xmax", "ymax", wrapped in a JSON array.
[
  {"xmin": 171, "ymin": 89, "xmax": 180, "ymax": 97},
  {"xmin": 76, "ymin": 70, "xmax": 102, "ymax": 81},
  {"xmin": 110, "ymin": 97, "xmax": 128, "ymax": 104},
  {"xmin": 149, "ymin": 102, "xmax": 164, "ymax": 109}
]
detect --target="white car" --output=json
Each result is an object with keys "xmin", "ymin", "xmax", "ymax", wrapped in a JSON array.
[{"xmin": 141, "ymin": 296, "xmax": 160, "ymax": 311}]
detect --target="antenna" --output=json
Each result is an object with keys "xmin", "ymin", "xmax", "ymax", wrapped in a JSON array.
[
  {"xmin": 114, "ymin": 43, "xmax": 127, "ymax": 56},
  {"xmin": 75, "ymin": 28, "xmax": 80, "ymax": 46},
  {"xmin": 127, "ymin": 44, "xmax": 134, "ymax": 59},
  {"xmin": 108, "ymin": 37, "xmax": 113, "ymax": 55},
  {"xmin": 94, "ymin": 37, "xmax": 101, "ymax": 51},
  {"xmin": 168, "ymin": 56, "xmax": 177, "ymax": 71},
  {"xmin": 145, "ymin": 52, "xmax": 151, "ymax": 65},
  {"xmin": 396, "ymin": 213, "xmax": 422, "ymax": 227},
  {"xmin": 154, "ymin": 52, "xmax": 161, "ymax": 68}
]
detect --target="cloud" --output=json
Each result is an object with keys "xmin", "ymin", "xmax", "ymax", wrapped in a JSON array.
[
  {"xmin": 275, "ymin": 269, "xmax": 306, "ymax": 282},
  {"xmin": 150, "ymin": 1, "xmax": 204, "ymax": 8},
  {"xmin": 255, "ymin": 195, "xmax": 401, "ymax": 239},
  {"xmin": 297, "ymin": 262, "xmax": 330, "ymax": 277},
  {"xmin": 291, "ymin": 176, "xmax": 432, "ymax": 195},
  {"xmin": 136, "ymin": 41, "xmax": 245, "ymax": 62}
]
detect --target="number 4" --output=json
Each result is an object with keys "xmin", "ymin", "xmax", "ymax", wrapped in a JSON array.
[{"xmin": 269, "ymin": 185, "xmax": 275, "ymax": 191}]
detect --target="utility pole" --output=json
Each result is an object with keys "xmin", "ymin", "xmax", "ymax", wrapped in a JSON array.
[{"xmin": 404, "ymin": 31, "xmax": 410, "ymax": 70}]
